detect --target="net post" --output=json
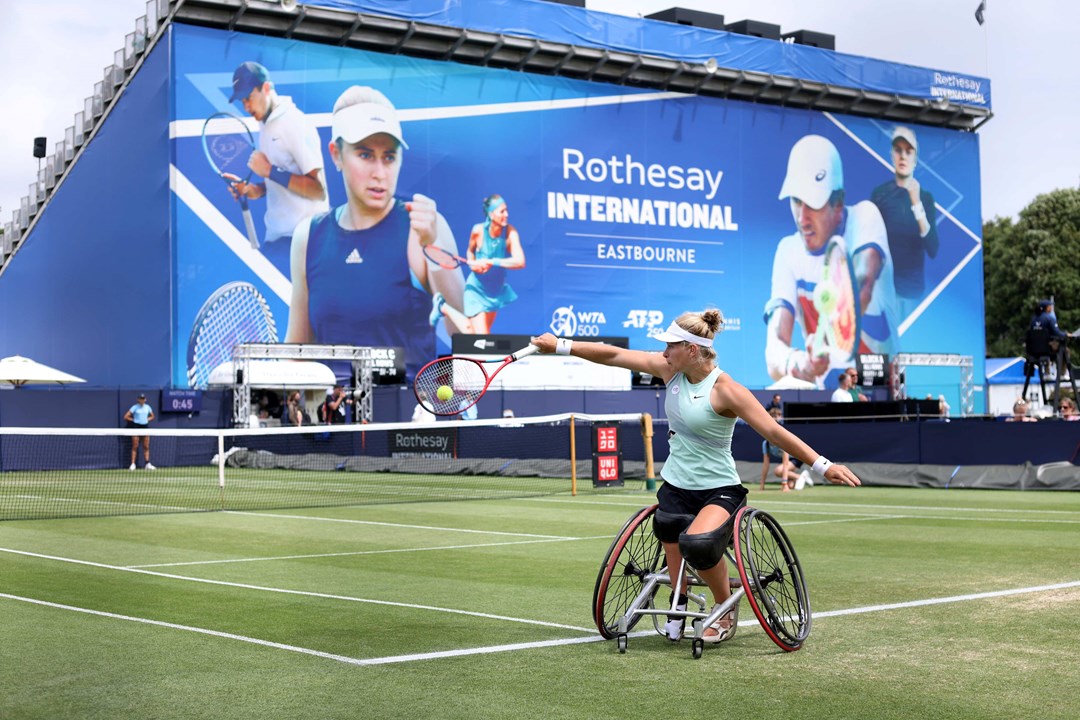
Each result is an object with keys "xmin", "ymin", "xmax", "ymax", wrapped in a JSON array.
[
  {"xmin": 569, "ymin": 414, "xmax": 577, "ymax": 496},
  {"xmin": 640, "ymin": 413, "xmax": 656, "ymax": 491},
  {"xmin": 217, "ymin": 433, "xmax": 226, "ymax": 510}
]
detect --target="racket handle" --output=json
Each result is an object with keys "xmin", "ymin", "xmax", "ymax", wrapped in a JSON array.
[
  {"xmin": 241, "ymin": 207, "xmax": 259, "ymax": 249},
  {"xmin": 511, "ymin": 344, "xmax": 541, "ymax": 361}
]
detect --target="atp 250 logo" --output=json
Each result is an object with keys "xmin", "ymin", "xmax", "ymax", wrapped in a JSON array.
[{"xmin": 550, "ymin": 305, "xmax": 607, "ymax": 337}]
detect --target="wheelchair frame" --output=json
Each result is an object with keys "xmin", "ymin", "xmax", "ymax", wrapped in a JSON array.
[{"xmin": 592, "ymin": 504, "xmax": 811, "ymax": 657}]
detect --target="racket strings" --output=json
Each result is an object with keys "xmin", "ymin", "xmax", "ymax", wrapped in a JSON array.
[
  {"xmin": 414, "ymin": 358, "xmax": 487, "ymax": 414},
  {"xmin": 423, "ymin": 246, "xmax": 461, "ymax": 270},
  {"xmin": 190, "ymin": 289, "xmax": 278, "ymax": 387},
  {"xmin": 208, "ymin": 135, "xmax": 250, "ymax": 176}
]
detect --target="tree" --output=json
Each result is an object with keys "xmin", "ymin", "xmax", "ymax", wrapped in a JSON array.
[{"xmin": 983, "ymin": 188, "xmax": 1080, "ymax": 357}]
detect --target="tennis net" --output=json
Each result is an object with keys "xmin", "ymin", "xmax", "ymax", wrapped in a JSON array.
[{"xmin": 0, "ymin": 413, "xmax": 654, "ymax": 521}]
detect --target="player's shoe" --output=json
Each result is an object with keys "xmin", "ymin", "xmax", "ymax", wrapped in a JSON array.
[
  {"xmin": 664, "ymin": 593, "xmax": 688, "ymax": 641},
  {"xmin": 702, "ymin": 604, "xmax": 739, "ymax": 644},
  {"xmin": 428, "ymin": 292, "xmax": 445, "ymax": 326},
  {"xmin": 129, "ymin": 463, "xmax": 136, "ymax": 471},
  {"xmin": 145, "ymin": 463, "xmax": 157, "ymax": 471},
  {"xmin": 795, "ymin": 470, "xmax": 809, "ymax": 490}
]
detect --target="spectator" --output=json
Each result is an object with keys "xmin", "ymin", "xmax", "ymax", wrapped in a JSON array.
[
  {"xmin": 411, "ymin": 392, "xmax": 436, "ymax": 423},
  {"xmin": 845, "ymin": 368, "xmax": 868, "ymax": 402},
  {"xmin": 1059, "ymin": 397, "xmax": 1078, "ymax": 421},
  {"xmin": 286, "ymin": 390, "xmax": 308, "ymax": 426},
  {"xmin": 831, "ymin": 372, "xmax": 855, "ymax": 403},
  {"xmin": 764, "ymin": 393, "xmax": 783, "ymax": 412},
  {"xmin": 760, "ymin": 408, "xmax": 803, "ymax": 492},
  {"xmin": 1006, "ymin": 399, "xmax": 1037, "ymax": 422}
]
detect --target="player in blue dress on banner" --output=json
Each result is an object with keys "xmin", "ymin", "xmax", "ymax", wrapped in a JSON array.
[{"xmin": 463, "ymin": 195, "xmax": 526, "ymax": 334}]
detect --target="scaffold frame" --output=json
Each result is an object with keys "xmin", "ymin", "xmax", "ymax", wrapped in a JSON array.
[
  {"xmin": 231, "ymin": 343, "xmax": 380, "ymax": 425},
  {"xmin": 890, "ymin": 353, "xmax": 975, "ymax": 417}
]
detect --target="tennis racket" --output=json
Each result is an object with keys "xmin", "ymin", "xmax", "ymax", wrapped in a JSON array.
[
  {"xmin": 186, "ymin": 281, "xmax": 279, "ymax": 389},
  {"xmin": 414, "ymin": 345, "xmax": 539, "ymax": 416},
  {"xmin": 422, "ymin": 244, "xmax": 469, "ymax": 270},
  {"xmin": 810, "ymin": 237, "xmax": 860, "ymax": 361},
  {"xmin": 201, "ymin": 112, "xmax": 259, "ymax": 249}
]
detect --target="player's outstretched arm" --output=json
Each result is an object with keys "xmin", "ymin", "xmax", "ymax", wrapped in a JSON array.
[{"xmin": 530, "ymin": 333, "xmax": 672, "ymax": 381}]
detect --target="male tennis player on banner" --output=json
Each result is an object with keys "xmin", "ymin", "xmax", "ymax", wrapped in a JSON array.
[
  {"xmin": 227, "ymin": 62, "xmax": 329, "ymax": 276},
  {"xmin": 763, "ymin": 135, "xmax": 898, "ymax": 387},
  {"xmin": 531, "ymin": 309, "xmax": 860, "ymax": 643},
  {"xmin": 284, "ymin": 85, "xmax": 469, "ymax": 380}
]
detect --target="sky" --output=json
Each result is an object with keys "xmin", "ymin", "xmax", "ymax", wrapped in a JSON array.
[{"xmin": 1, "ymin": 0, "xmax": 1076, "ymax": 228}]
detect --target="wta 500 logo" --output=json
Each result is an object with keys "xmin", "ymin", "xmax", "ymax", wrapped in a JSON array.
[{"xmin": 550, "ymin": 305, "xmax": 607, "ymax": 337}]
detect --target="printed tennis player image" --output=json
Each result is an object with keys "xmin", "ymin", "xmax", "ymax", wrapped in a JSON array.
[
  {"xmin": 224, "ymin": 61, "xmax": 329, "ymax": 276},
  {"xmin": 462, "ymin": 194, "xmax": 526, "ymax": 334},
  {"xmin": 283, "ymin": 85, "xmax": 469, "ymax": 379},
  {"xmin": 763, "ymin": 134, "xmax": 899, "ymax": 388}
]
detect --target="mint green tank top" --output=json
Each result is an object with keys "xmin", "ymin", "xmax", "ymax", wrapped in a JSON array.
[{"xmin": 660, "ymin": 367, "xmax": 741, "ymax": 490}]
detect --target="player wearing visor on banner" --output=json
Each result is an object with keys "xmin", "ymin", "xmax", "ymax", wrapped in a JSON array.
[
  {"xmin": 227, "ymin": 62, "xmax": 329, "ymax": 276},
  {"xmin": 764, "ymin": 135, "xmax": 898, "ymax": 386},
  {"xmin": 461, "ymin": 194, "xmax": 526, "ymax": 334},
  {"xmin": 531, "ymin": 309, "xmax": 861, "ymax": 643},
  {"xmin": 284, "ymin": 86, "xmax": 469, "ymax": 379}
]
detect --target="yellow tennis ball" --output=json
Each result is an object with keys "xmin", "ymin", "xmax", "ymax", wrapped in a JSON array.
[{"xmin": 436, "ymin": 385, "xmax": 454, "ymax": 401}]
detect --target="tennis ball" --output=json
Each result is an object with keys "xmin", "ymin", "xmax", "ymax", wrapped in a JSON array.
[{"xmin": 436, "ymin": 385, "xmax": 454, "ymax": 402}]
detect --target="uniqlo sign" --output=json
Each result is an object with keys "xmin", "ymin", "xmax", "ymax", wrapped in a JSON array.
[{"xmin": 591, "ymin": 422, "xmax": 624, "ymax": 487}]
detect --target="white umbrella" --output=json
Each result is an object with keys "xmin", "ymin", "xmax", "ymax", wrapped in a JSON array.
[{"xmin": 0, "ymin": 355, "xmax": 87, "ymax": 387}]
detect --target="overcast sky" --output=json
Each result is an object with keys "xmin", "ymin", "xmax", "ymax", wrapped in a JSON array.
[{"xmin": 1, "ymin": 0, "xmax": 1076, "ymax": 227}]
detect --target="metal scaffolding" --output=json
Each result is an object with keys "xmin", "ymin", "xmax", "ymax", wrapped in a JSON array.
[
  {"xmin": 231, "ymin": 343, "xmax": 381, "ymax": 425},
  {"xmin": 890, "ymin": 353, "xmax": 975, "ymax": 417}
]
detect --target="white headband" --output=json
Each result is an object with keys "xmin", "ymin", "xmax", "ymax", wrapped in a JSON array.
[{"xmin": 654, "ymin": 321, "xmax": 713, "ymax": 348}]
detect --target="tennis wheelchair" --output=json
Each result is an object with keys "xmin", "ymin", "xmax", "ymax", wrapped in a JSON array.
[{"xmin": 592, "ymin": 503, "xmax": 811, "ymax": 658}]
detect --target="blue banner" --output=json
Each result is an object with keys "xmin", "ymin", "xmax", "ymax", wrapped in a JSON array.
[
  {"xmin": 312, "ymin": 0, "xmax": 990, "ymax": 109},
  {"xmin": 170, "ymin": 24, "xmax": 985, "ymax": 399}
]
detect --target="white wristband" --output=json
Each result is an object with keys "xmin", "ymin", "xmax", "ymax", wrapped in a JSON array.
[
  {"xmin": 555, "ymin": 338, "xmax": 573, "ymax": 356},
  {"xmin": 811, "ymin": 456, "xmax": 833, "ymax": 481},
  {"xmin": 911, "ymin": 202, "xmax": 927, "ymax": 223}
]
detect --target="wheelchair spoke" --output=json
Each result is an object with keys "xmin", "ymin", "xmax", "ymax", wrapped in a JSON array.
[
  {"xmin": 593, "ymin": 505, "xmax": 664, "ymax": 639},
  {"xmin": 735, "ymin": 507, "xmax": 812, "ymax": 652}
]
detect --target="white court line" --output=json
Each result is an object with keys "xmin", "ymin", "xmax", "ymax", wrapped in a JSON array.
[
  {"xmin": 0, "ymin": 547, "xmax": 590, "ymax": 633},
  {"xmin": 129, "ymin": 535, "xmax": 611, "ymax": 569},
  {"xmin": 5, "ymin": 580, "xmax": 1079, "ymax": 668},
  {"xmin": 226, "ymin": 511, "xmax": 576, "ymax": 539}
]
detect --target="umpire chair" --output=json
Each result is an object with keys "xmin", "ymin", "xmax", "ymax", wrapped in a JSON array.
[{"xmin": 1022, "ymin": 327, "xmax": 1079, "ymax": 410}]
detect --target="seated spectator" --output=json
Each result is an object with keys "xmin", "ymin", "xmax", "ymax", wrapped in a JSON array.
[
  {"xmin": 1005, "ymin": 399, "xmax": 1037, "ymax": 422},
  {"xmin": 1059, "ymin": 397, "xmax": 1078, "ymax": 421},
  {"xmin": 845, "ymin": 368, "xmax": 868, "ymax": 401},
  {"xmin": 764, "ymin": 393, "xmax": 783, "ymax": 411},
  {"xmin": 831, "ymin": 372, "xmax": 855, "ymax": 403}
]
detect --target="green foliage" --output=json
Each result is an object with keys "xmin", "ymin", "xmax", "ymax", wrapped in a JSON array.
[{"xmin": 983, "ymin": 188, "xmax": 1080, "ymax": 357}]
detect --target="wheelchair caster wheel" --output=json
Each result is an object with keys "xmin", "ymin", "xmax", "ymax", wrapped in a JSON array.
[
  {"xmin": 617, "ymin": 634, "xmax": 627, "ymax": 653},
  {"xmin": 691, "ymin": 639, "xmax": 703, "ymax": 659}
]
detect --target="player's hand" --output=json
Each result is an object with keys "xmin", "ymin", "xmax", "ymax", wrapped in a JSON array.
[
  {"xmin": 824, "ymin": 462, "xmax": 861, "ymax": 487},
  {"xmin": 530, "ymin": 333, "xmax": 558, "ymax": 354},
  {"xmin": 405, "ymin": 193, "xmax": 438, "ymax": 248},
  {"xmin": 799, "ymin": 339, "xmax": 831, "ymax": 379},
  {"xmin": 248, "ymin": 150, "xmax": 271, "ymax": 179},
  {"xmin": 223, "ymin": 173, "xmax": 255, "ymax": 200},
  {"xmin": 468, "ymin": 259, "xmax": 493, "ymax": 274},
  {"xmin": 905, "ymin": 176, "xmax": 921, "ymax": 203}
]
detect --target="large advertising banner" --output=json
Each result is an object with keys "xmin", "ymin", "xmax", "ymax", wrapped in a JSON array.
[{"xmin": 170, "ymin": 24, "xmax": 984, "ymax": 395}]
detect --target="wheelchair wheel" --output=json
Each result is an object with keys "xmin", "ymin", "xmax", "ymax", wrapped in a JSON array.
[
  {"xmin": 592, "ymin": 504, "xmax": 664, "ymax": 639},
  {"xmin": 733, "ymin": 506, "xmax": 811, "ymax": 652}
]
